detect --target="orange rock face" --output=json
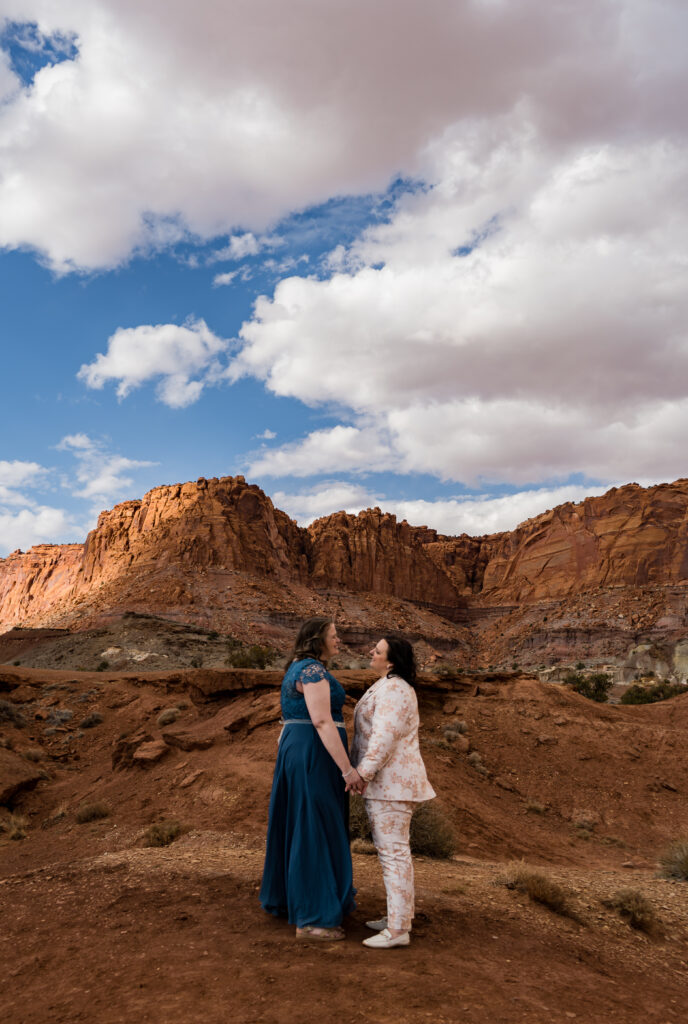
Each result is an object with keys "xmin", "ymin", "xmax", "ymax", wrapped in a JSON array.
[{"xmin": 2, "ymin": 475, "xmax": 688, "ymax": 667}]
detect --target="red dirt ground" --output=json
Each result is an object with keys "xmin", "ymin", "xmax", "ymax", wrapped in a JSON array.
[{"xmin": 2, "ymin": 666, "xmax": 688, "ymax": 1024}]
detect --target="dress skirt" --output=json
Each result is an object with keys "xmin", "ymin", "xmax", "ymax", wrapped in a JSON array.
[{"xmin": 259, "ymin": 723, "xmax": 355, "ymax": 928}]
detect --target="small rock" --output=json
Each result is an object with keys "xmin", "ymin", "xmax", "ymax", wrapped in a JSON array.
[
  {"xmin": 162, "ymin": 730, "xmax": 214, "ymax": 751},
  {"xmin": 179, "ymin": 769, "xmax": 206, "ymax": 788},
  {"xmin": 133, "ymin": 740, "xmax": 169, "ymax": 764}
]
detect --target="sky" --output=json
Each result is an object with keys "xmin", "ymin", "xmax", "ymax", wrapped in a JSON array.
[{"xmin": 1, "ymin": 0, "xmax": 687, "ymax": 556}]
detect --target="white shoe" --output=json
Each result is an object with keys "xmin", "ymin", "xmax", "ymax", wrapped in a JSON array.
[{"xmin": 362, "ymin": 928, "xmax": 410, "ymax": 949}]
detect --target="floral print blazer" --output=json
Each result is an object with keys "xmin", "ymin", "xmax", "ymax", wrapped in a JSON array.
[{"xmin": 351, "ymin": 674, "xmax": 436, "ymax": 802}]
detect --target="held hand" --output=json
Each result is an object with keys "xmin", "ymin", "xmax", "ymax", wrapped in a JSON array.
[{"xmin": 344, "ymin": 767, "xmax": 364, "ymax": 794}]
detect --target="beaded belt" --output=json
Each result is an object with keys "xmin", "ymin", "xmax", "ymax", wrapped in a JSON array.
[{"xmin": 280, "ymin": 718, "xmax": 346, "ymax": 730}]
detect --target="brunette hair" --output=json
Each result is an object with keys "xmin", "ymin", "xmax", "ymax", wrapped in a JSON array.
[
  {"xmin": 384, "ymin": 636, "xmax": 417, "ymax": 687},
  {"xmin": 285, "ymin": 617, "xmax": 333, "ymax": 669}
]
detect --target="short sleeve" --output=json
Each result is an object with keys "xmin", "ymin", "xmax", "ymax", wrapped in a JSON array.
[{"xmin": 299, "ymin": 661, "xmax": 327, "ymax": 685}]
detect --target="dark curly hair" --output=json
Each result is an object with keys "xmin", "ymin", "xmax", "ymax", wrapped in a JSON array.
[
  {"xmin": 384, "ymin": 636, "xmax": 417, "ymax": 687},
  {"xmin": 285, "ymin": 617, "xmax": 334, "ymax": 669}
]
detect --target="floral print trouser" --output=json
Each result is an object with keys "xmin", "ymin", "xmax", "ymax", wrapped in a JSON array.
[{"xmin": 365, "ymin": 798, "xmax": 416, "ymax": 932}]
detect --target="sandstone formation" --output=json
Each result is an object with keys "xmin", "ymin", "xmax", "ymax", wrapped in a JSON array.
[{"xmin": 2, "ymin": 475, "xmax": 688, "ymax": 672}]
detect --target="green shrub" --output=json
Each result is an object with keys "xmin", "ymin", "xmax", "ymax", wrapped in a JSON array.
[
  {"xmin": 190, "ymin": 656, "xmax": 203, "ymax": 668},
  {"xmin": 143, "ymin": 820, "xmax": 183, "ymax": 847},
  {"xmin": 602, "ymin": 889, "xmax": 657, "ymax": 933},
  {"xmin": 76, "ymin": 801, "xmax": 110, "ymax": 824},
  {"xmin": 96, "ymin": 661, "xmax": 109, "ymax": 672},
  {"xmin": 563, "ymin": 671, "xmax": 613, "ymax": 703},
  {"xmin": 349, "ymin": 794, "xmax": 371, "ymax": 841},
  {"xmin": 621, "ymin": 681, "xmax": 685, "ymax": 705},
  {"xmin": 659, "ymin": 839, "xmax": 688, "ymax": 881}
]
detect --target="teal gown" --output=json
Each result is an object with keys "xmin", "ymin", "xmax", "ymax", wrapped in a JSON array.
[{"xmin": 259, "ymin": 658, "xmax": 355, "ymax": 928}]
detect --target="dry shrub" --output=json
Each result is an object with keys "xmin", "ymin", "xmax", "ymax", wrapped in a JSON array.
[
  {"xmin": 81, "ymin": 712, "xmax": 104, "ymax": 729},
  {"xmin": 410, "ymin": 802, "xmax": 456, "ymax": 859},
  {"xmin": 157, "ymin": 708, "xmax": 180, "ymax": 727},
  {"xmin": 0, "ymin": 813, "xmax": 28, "ymax": 840},
  {"xmin": 659, "ymin": 838, "xmax": 688, "ymax": 881},
  {"xmin": 349, "ymin": 794, "xmax": 371, "ymax": 841},
  {"xmin": 602, "ymin": 889, "xmax": 658, "ymax": 933},
  {"xmin": 351, "ymin": 838, "xmax": 377, "ymax": 855},
  {"xmin": 349, "ymin": 796, "xmax": 455, "ymax": 858},
  {"xmin": 0, "ymin": 699, "xmax": 25, "ymax": 728},
  {"xmin": 525, "ymin": 800, "xmax": 546, "ymax": 814},
  {"xmin": 143, "ymin": 820, "xmax": 183, "ymax": 847},
  {"xmin": 443, "ymin": 719, "xmax": 468, "ymax": 737},
  {"xmin": 502, "ymin": 864, "xmax": 577, "ymax": 919},
  {"xmin": 23, "ymin": 747, "xmax": 44, "ymax": 762},
  {"xmin": 76, "ymin": 801, "xmax": 110, "ymax": 824},
  {"xmin": 467, "ymin": 751, "xmax": 482, "ymax": 768},
  {"xmin": 572, "ymin": 809, "xmax": 599, "ymax": 831}
]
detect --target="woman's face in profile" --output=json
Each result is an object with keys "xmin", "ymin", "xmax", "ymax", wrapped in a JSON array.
[
  {"xmin": 321, "ymin": 623, "xmax": 340, "ymax": 660},
  {"xmin": 369, "ymin": 639, "xmax": 390, "ymax": 675}
]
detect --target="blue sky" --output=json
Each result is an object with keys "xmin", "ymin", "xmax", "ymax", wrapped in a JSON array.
[{"xmin": 1, "ymin": 2, "xmax": 687, "ymax": 555}]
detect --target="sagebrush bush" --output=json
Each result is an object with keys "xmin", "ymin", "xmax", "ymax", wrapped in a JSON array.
[
  {"xmin": 157, "ymin": 708, "xmax": 180, "ymax": 727},
  {"xmin": 76, "ymin": 801, "xmax": 110, "ymax": 824},
  {"xmin": 443, "ymin": 719, "xmax": 468, "ymax": 737},
  {"xmin": 502, "ymin": 864, "xmax": 576, "ymax": 918},
  {"xmin": 525, "ymin": 800, "xmax": 546, "ymax": 814},
  {"xmin": 659, "ymin": 838, "xmax": 688, "ymax": 881},
  {"xmin": 0, "ymin": 813, "xmax": 27, "ymax": 840},
  {"xmin": 603, "ymin": 889, "xmax": 657, "ymax": 932},
  {"xmin": 23, "ymin": 747, "xmax": 43, "ymax": 762},
  {"xmin": 143, "ymin": 820, "xmax": 183, "ymax": 847}
]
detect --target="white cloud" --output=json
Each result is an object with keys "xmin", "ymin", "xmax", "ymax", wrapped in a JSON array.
[
  {"xmin": 254, "ymin": 428, "xmax": 276, "ymax": 440},
  {"xmin": 265, "ymin": 479, "xmax": 644, "ymax": 536},
  {"xmin": 247, "ymin": 424, "xmax": 394, "ymax": 478},
  {"xmin": 0, "ymin": 459, "xmax": 47, "ymax": 500},
  {"xmin": 77, "ymin": 318, "xmax": 228, "ymax": 407},
  {"xmin": 57, "ymin": 433, "xmax": 156, "ymax": 505},
  {"xmin": 272, "ymin": 481, "xmax": 380, "ymax": 525},
  {"xmin": 213, "ymin": 270, "xmax": 238, "ymax": 287},
  {"xmin": 0, "ymin": 505, "xmax": 77, "ymax": 555},
  {"xmin": 2, "ymin": 1, "xmax": 686, "ymax": 271}
]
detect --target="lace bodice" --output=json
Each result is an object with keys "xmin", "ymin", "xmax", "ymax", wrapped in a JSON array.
[{"xmin": 281, "ymin": 658, "xmax": 346, "ymax": 723}]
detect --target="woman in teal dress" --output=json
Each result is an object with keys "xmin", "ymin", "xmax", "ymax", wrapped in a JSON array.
[{"xmin": 259, "ymin": 617, "xmax": 366, "ymax": 940}]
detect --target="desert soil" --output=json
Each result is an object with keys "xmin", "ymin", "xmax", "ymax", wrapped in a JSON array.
[{"xmin": 2, "ymin": 662, "xmax": 688, "ymax": 1024}]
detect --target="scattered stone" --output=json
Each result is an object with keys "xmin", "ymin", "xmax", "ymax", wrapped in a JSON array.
[
  {"xmin": 162, "ymin": 730, "xmax": 214, "ymax": 752},
  {"xmin": 133, "ymin": 740, "xmax": 169, "ymax": 764},
  {"xmin": 179, "ymin": 768, "xmax": 206, "ymax": 788}
]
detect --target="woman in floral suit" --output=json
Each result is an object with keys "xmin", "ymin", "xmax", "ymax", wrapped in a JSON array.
[{"xmin": 351, "ymin": 636, "xmax": 435, "ymax": 949}]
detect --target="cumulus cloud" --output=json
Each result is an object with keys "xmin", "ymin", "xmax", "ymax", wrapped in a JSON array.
[
  {"xmin": 57, "ymin": 433, "xmax": 156, "ymax": 505},
  {"xmin": 77, "ymin": 318, "xmax": 228, "ymax": 407},
  {"xmin": 0, "ymin": 459, "xmax": 47, "ymax": 503},
  {"xmin": 272, "ymin": 481, "xmax": 380, "ymax": 525},
  {"xmin": 2, "ymin": 1, "xmax": 686, "ymax": 271},
  {"xmin": 0, "ymin": 505, "xmax": 77, "ymax": 555},
  {"xmin": 266, "ymin": 480, "xmax": 637, "ymax": 536},
  {"xmin": 247, "ymin": 424, "xmax": 394, "ymax": 478}
]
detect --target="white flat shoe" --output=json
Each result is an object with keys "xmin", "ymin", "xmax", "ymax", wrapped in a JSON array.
[{"xmin": 362, "ymin": 928, "xmax": 410, "ymax": 949}]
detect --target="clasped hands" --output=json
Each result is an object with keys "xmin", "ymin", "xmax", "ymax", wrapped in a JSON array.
[{"xmin": 344, "ymin": 767, "xmax": 367, "ymax": 796}]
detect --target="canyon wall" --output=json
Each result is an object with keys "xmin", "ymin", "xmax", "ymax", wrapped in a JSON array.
[{"xmin": 3, "ymin": 475, "xmax": 688, "ymax": 668}]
